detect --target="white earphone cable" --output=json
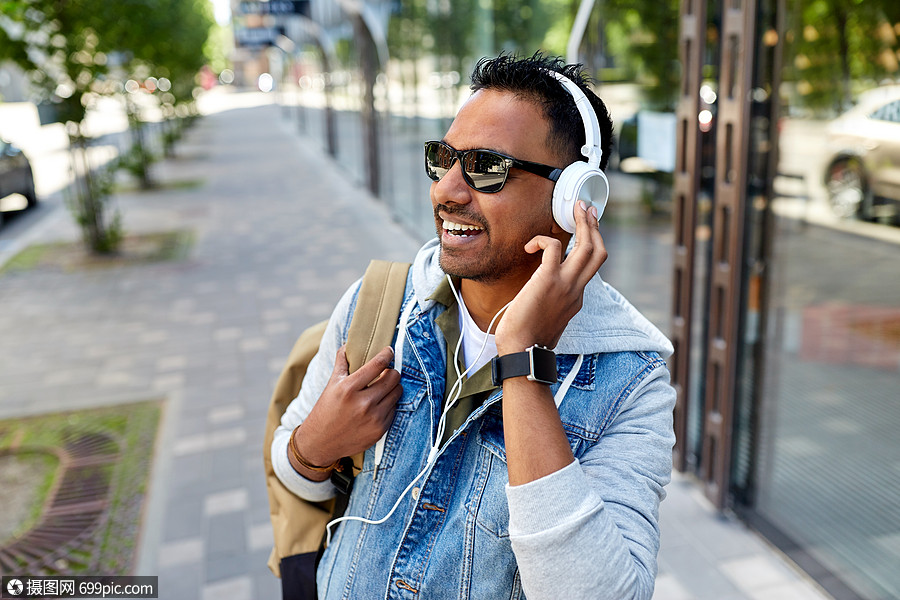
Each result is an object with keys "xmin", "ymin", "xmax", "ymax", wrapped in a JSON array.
[{"xmin": 325, "ymin": 275, "xmax": 511, "ymax": 544}]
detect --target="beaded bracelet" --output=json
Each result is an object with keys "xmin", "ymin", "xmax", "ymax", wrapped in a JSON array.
[{"xmin": 289, "ymin": 425, "xmax": 342, "ymax": 473}]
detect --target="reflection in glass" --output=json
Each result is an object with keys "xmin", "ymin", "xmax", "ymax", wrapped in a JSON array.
[{"xmin": 759, "ymin": 2, "xmax": 900, "ymax": 594}]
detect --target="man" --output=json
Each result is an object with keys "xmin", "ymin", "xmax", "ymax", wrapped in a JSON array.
[{"xmin": 273, "ymin": 53, "xmax": 675, "ymax": 599}]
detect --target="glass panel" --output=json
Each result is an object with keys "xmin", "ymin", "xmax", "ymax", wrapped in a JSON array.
[
  {"xmin": 577, "ymin": 0, "xmax": 680, "ymax": 348},
  {"xmin": 755, "ymin": 0, "xmax": 900, "ymax": 596},
  {"xmin": 757, "ymin": 220, "xmax": 900, "ymax": 600}
]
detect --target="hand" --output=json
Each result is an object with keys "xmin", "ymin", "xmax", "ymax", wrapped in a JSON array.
[
  {"xmin": 291, "ymin": 345, "xmax": 402, "ymax": 477},
  {"xmin": 495, "ymin": 201, "xmax": 608, "ymax": 354}
]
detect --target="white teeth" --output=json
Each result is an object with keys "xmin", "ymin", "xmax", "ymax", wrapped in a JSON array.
[{"xmin": 443, "ymin": 220, "xmax": 484, "ymax": 232}]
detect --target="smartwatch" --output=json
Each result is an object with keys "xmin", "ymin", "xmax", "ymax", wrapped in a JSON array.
[{"xmin": 491, "ymin": 345, "xmax": 557, "ymax": 386}]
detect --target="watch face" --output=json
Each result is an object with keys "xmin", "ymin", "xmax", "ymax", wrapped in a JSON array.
[{"xmin": 528, "ymin": 346, "xmax": 558, "ymax": 384}]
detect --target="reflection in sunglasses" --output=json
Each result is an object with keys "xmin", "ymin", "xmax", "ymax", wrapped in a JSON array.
[{"xmin": 425, "ymin": 141, "xmax": 561, "ymax": 193}]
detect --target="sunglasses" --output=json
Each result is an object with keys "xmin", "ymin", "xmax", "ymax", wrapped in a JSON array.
[{"xmin": 424, "ymin": 140, "xmax": 562, "ymax": 193}]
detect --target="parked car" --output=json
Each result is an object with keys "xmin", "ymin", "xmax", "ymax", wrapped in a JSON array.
[
  {"xmin": 823, "ymin": 87, "xmax": 900, "ymax": 224},
  {"xmin": 0, "ymin": 137, "xmax": 37, "ymax": 225}
]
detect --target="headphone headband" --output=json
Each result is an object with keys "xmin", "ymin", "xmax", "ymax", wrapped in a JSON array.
[{"xmin": 545, "ymin": 70, "xmax": 603, "ymax": 167}]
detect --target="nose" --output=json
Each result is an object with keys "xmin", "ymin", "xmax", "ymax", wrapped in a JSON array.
[{"xmin": 431, "ymin": 159, "xmax": 473, "ymax": 207}]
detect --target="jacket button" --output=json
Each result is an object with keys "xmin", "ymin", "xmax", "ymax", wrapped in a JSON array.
[{"xmin": 411, "ymin": 487, "xmax": 420, "ymax": 499}]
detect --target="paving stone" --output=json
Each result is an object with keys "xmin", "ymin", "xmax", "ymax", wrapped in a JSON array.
[
  {"xmin": 253, "ymin": 570, "xmax": 283, "ymax": 600},
  {"xmin": 746, "ymin": 582, "xmax": 833, "ymax": 600},
  {"xmin": 157, "ymin": 537, "xmax": 204, "ymax": 568},
  {"xmin": 168, "ymin": 453, "xmax": 212, "ymax": 493},
  {"xmin": 720, "ymin": 554, "xmax": 804, "ymax": 592},
  {"xmin": 208, "ymin": 404, "xmax": 244, "ymax": 425},
  {"xmin": 652, "ymin": 573, "xmax": 692, "ymax": 600},
  {"xmin": 157, "ymin": 563, "xmax": 203, "ymax": 600},
  {"xmin": 156, "ymin": 355, "xmax": 189, "ymax": 371},
  {"xmin": 207, "ymin": 512, "xmax": 248, "ymax": 557},
  {"xmin": 247, "ymin": 522, "xmax": 274, "ymax": 553},
  {"xmin": 210, "ymin": 446, "xmax": 246, "ymax": 481},
  {"xmin": 204, "ymin": 488, "xmax": 250, "ymax": 517},
  {"xmin": 162, "ymin": 494, "xmax": 205, "ymax": 542},
  {"xmin": 200, "ymin": 575, "xmax": 253, "ymax": 600},
  {"xmin": 206, "ymin": 552, "xmax": 251, "ymax": 583}
]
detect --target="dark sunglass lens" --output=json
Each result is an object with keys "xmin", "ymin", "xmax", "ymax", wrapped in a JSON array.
[
  {"xmin": 466, "ymin": 151, "xmax": 509, "ymax": 192},
  {"xmin": 425, "ymin": 142, "xmax": 453, "ymax": 181}
]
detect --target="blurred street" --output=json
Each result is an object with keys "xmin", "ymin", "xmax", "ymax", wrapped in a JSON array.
[{"xmin": 0, "ymin": 90, "xmax": 833, "ymax": 600}]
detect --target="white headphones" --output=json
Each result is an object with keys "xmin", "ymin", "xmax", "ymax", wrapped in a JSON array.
[{"xmin": 547, "ymin": 70, "xmax": 610, "ymax": 234}]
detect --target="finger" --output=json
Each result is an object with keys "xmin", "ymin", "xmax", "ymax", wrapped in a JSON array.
[
  {"xmin": 377, "ymin": 398, "xmax": 399, "ymax": 431},
  {"xmin": 331, "ymin": 345, "xmax": 350, "ymax": 379},
  {"xmin": 376, "ymin": 380, "xmax": 403, "ymax": 409},
  {"xmin": 584, "ymin": 216, "xmax": 608, "ymax": 271},
  {"xmin": 565, "ymin": 201, "xmax": 602, "ymax": 274},
  {"xmin": 347, "ymin": 346, "xmax": 395, "ymax": 389},
  {"xmin": 580, "ymin": 206, "xmax": 608, "ymax": 274},
  {"xmin": 371, "ymin": 383, "xmax": 402, "ymax": 428},
  {"xmin": 524, "ymin": 235, "xmax": 563, "ymax": 266},
  {"xmin": 357, "ymin": 381, "xmax": 401, "ymax": 439},
  {"xmin": 366, "ymin": 367, "xmax": 402, "ymax": 400}
]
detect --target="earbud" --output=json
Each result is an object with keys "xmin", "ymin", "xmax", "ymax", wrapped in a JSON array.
[{"xmin": 546, "ymin": 71, "xmax": 610, "ymax": 234}]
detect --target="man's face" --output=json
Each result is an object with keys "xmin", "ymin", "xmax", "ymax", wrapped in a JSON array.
[{"xmin": 431, "ymin": 89, "xmax": 565, "ymax": 284}]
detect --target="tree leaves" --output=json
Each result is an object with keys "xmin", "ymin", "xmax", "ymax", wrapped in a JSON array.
[{"xmin": 1, "ymin": 0, "xmax": 214, "ymax": 120}]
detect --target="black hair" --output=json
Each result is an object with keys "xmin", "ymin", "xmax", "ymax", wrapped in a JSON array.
[{"xmin": 469, "ymin": 52, "xmax": 613, "ymax": 170}]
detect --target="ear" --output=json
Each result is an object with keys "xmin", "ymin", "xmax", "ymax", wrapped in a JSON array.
[
  {"xmin": 549, "ymin": 222, "xmax": 573, "ymax": 252},
  {"xmin": 550, "ymin": 219, "xmax": 568, "ymax": 236},
  {"xmin": 548, "ymin": 191, "xmax": 568, "ymax": 237}
]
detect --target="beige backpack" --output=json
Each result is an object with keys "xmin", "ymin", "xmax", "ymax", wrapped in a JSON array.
[{"xmin": 263, "ymin": 260, "xmax": 410, "ymax": 586}]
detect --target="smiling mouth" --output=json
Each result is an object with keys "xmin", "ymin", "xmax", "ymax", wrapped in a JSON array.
[{"xmin": 442, "ymin": 219, "xmax": 485, "ymax": 237}]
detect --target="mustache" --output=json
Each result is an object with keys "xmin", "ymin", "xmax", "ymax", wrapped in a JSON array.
[{"xmin": 433, "ymin": 204, "xmax": 489, "ymax": 230}]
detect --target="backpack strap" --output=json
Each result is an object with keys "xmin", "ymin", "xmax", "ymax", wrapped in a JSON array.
[
  {"xmin": 339, "ymin": 260, "xmax": 411, "ymax": 478},
  {"xmin": 322, "ymin": 260, "xmax": 410, "ymax": 567},
  {"xmin": 346, "ymin": 260, "xmax": 411, "ymax": 372},
  {"xmin": 265, "ymin": 259, "xmax": 411, "ymax": 580}
]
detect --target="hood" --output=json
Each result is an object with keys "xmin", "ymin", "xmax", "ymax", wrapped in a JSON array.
[{"xmin": 411, "ymin": 238, "xmax": 674, "ymax": 358}]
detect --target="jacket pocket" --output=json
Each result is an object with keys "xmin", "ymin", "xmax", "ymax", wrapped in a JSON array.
[
  {"xmin": 359, "ymin": 378, "xmax": 427, "ymax": 475},
  {"xmin": 466, "ymin": 410, "xmax": 510, "ymax": 538}
]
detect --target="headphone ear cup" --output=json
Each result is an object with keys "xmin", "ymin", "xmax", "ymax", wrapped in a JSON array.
[{"xmin": 552, "ymin": 163, "xmax": 610, "ymax": 234}]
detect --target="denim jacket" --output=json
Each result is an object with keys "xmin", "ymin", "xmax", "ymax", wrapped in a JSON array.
[{"xmin": 273, "ymin": 239, "xmax": 676, "ymax": 600}]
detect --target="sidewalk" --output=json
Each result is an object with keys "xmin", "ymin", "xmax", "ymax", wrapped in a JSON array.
[{"xmin": 0, "ymin": 91, "xmax": 832, "ymax": 600}]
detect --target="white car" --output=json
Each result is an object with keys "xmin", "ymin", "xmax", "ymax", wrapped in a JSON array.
[
  {"xmin": 824, "ymin": 86, "xmax": 900, "ymax": 224},
  {"xmin": 0, "ymin": 137, "xmax": 37, "ymax": 225}
]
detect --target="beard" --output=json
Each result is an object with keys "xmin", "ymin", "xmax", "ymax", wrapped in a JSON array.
[
  {"xmin": 434, "ymin": 204, "xmax": 547, "ymax": 284},
  {"xmin": 438, "ymin": 241, "xmax": 533, "ymax": 283}
]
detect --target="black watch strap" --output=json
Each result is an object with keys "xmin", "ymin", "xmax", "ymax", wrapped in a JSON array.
[{"xmin": 491, "ymin": 346, "xmax": 557, "ymax": 386}]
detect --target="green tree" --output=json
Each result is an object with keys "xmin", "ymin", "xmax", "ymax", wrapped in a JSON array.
[
  {"xmin": 600, "ymin": 0, "xmax": 681, "ymax": 110},
  {"xmin": 0, "ymin": 0, "xmax": 214, "ymax": 252},
  {"xmin": 785, "ymin": 0, "xmax": 899, "ymax": 113}
]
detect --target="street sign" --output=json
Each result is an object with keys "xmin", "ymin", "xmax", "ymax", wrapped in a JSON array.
[
  {"xmin": 236, "ymin": 1, "xmax": 309, "ymax": 16},
  {"xmin": 235, "ymin": 26, "xmax": 281, "ymax": 47}
]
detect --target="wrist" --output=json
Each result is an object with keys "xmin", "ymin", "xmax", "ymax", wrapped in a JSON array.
[
  {"xmin": 491, "ymin": 345, "xmax": 557, "ymax": 386},
  {"xmin": 289, "ymin": 425, "xmax": 339, "ymax": 481},
  {"xmin": 496, "ymin": 337, "xmax": 539, "ymax": 356}
]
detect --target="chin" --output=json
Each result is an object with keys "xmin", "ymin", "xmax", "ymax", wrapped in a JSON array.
[
  {"xmin": 439, "ymin": 248, "xmax": 482, "ymax": 281},
  {"xmin": 438, "ymin": 252, "xmax": 505, "ymax": 283}
]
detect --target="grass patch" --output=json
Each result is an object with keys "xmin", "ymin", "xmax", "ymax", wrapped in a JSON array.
[
  {"xmin": 0, "ymin": 229, "xmax": 194, "ymax": 275},
  {"xmin": 0, "ymin": 400, "xmax": 163, "ymax": 574},
  {"xmin": 0, "ymin": 451, "xmax": 59, "ymax": 542},
  {"xmin": 1, "ymin": 244, "xmax": 47, "ymax": 272}
]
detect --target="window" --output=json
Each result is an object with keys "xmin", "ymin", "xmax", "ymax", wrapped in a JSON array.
[{"xmin": 869, "ymin": 99, "xmax": 900, "ymax": 123}]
